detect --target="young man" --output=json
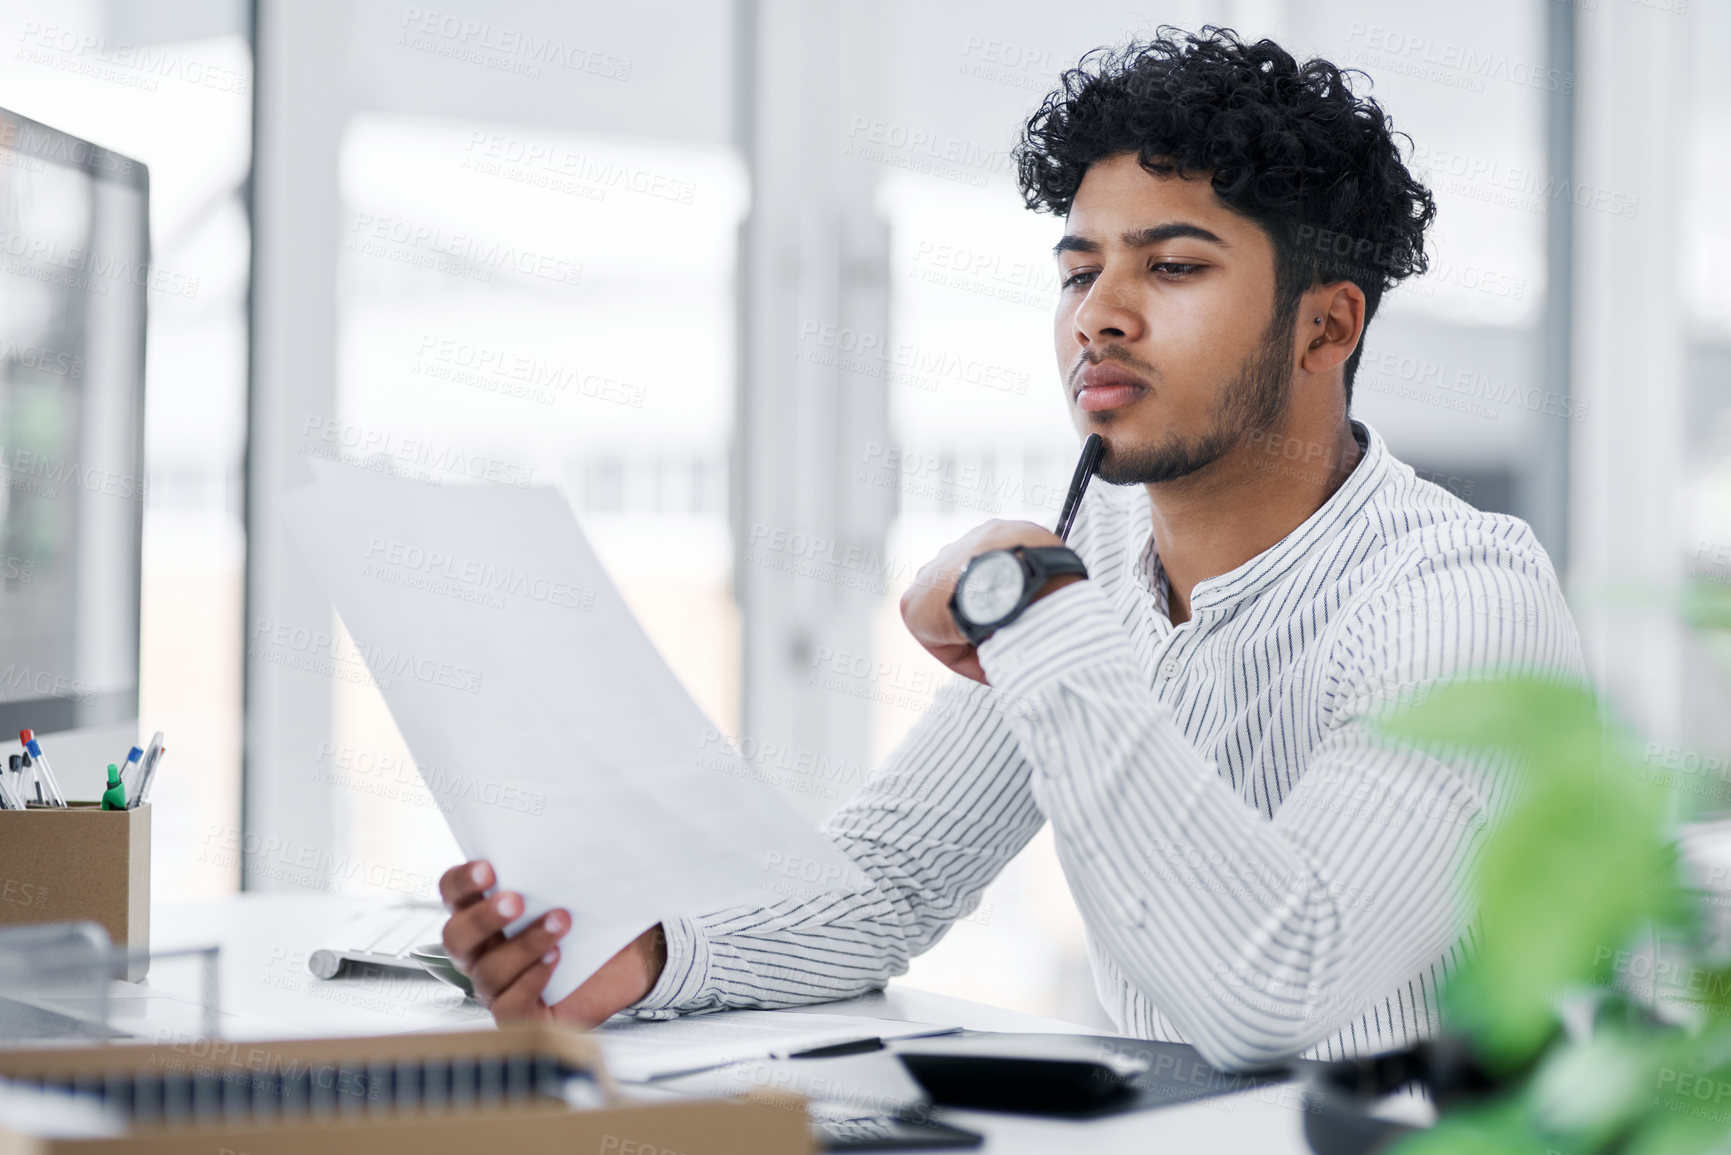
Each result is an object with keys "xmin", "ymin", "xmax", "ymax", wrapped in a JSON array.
[{"xmin": 438, "ymin": 26, "xmax": 1584, "ymax": 1071}]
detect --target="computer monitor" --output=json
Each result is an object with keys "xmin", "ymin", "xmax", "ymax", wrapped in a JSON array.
[{"xmin": 0, "ymin": 107, "xmax": 148, "ymax": 792}]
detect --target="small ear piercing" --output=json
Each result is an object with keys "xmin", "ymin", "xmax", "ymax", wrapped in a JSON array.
[{"xmin": 1313, "ymin": 317, "xmax": 1322, "ymax": 323}]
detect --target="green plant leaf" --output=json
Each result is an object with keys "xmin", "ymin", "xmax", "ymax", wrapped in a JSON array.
[
  {"xmin": 1375, "ymin": 676, "xmax": 1604, "ymax": 775},
  {"xmin": 1621, "ymin": 1041, "xmax": 1731, "ymax": 1155},
  {"xmin": 1391, "ymin": 1100, "xmax": 1557, "ymax": 1155},
  {"xmin": 1375, "ymin": 676, "xmax": 1680, "ymax": 1067}
]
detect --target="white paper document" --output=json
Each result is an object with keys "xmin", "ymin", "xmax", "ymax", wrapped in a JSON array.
[
  {"xmin": 278, "ymin": 465, "xmax": 862, "ymax": 1004},
  {"xmin": 594, "ymin": 1010, "xmax": 960, "ymax": 1082}
]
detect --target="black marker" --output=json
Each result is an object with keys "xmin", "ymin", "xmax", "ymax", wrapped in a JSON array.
[{"xmin": 1054, "ymin": 433, "xmax": 1104, "ymax": 542}]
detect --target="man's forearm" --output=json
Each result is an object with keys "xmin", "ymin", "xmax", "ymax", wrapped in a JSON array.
[
  {"xmin": 623, "ymin": 888, "xmax": 912, "ymax": 1018},
  {"xmin": 624, "ymin": 675, "xmax": 1045, "ymax": 1021}
]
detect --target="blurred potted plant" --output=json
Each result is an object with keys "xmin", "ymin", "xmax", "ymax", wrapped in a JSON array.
[{"xmin": 1303, "ymin": 661, "xmax": 1731, "ymax": 1155}]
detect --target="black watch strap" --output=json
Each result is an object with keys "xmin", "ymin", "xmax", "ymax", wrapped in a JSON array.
[{"xmin": 1020, "ymin": 546, "xmax": 1089, "ymax": 583}]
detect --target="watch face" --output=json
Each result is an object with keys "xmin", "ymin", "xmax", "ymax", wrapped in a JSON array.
[{"xmin": 956, "ymin": 551, "xmax": 1025, "ymax": 625}]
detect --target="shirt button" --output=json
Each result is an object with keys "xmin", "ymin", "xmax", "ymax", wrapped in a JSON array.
[{"xmin": 1159, "ymin": 659, "xmax": 1180, "ymax": 680}]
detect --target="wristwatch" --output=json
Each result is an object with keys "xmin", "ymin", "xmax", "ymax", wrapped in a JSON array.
[{"xmin": 949, "ymin": 545, "xmax": 1088, "ymax": 646}]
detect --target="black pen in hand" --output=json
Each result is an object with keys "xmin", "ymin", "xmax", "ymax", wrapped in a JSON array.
[{"xmin": 1054, "ymin": 433, "xmax": 1104, "ymax": 542}]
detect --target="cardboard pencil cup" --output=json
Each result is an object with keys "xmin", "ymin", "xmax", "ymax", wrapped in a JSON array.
[{"xmin": 0, "ymin": 802, "xmax": 150, "ymax": 980}]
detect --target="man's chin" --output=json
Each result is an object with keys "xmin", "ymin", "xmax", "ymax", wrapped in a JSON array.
[{"xmin": 1093, "ymin": 428, "xmax": 1236, "ymax": 487}]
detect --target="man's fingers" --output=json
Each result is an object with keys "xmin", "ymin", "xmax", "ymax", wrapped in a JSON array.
[
  {"xmin": 488, "ymin": 949, "xmax": 558, "ymax": 1022},
  {"xmin": 469, "ymin": 909, "xmax": 571, "ymax": 1007},
  {"xmin": 439, "ymin": 859, "xmax": 494, "ymax": 912},
  {"xmin": 441, "ymin": 888, "xmax": 524, "ymax": 972}
]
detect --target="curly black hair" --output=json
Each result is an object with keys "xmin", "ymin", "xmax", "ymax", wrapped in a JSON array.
[{"xmin": 1014, "ymin": 25, "xmax": 1436, "ymax": 407}]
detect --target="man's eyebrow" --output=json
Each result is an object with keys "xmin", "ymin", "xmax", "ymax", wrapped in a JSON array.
[{"xmin": 1051, "ymin": 222, "xmax": 1231, "ymax": 258}]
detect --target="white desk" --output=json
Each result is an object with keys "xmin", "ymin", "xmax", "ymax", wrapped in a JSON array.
[{"xmin": 122, "ymin": 894, "xmax": 1312, "ymax": 1153}]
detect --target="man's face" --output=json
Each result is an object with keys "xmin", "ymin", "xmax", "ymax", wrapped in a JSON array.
[{"xmin": 1053, "ymin": 152, "xmax": 1296, "ymax": 486}]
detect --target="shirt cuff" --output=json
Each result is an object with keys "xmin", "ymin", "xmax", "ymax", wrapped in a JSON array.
[
  {"xmin": 976, "ymin": 577, "xmax": 1135, "ymax": 707},
  {"xmin": 620, "ymin": 915, "xmax": 712, "ymax": 1019}
]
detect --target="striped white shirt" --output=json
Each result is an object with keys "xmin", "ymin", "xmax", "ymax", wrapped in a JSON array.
[{"xmin": 627, "ymin": 419, "xmax": 1586, "ymax": 1071}]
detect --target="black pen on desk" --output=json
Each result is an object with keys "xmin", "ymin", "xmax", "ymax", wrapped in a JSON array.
[
  {"xmin": 785, "ymin": 1025, "xmax": 966, "ymax": 1060},
  {"xmin": 785, "ymin": 1037, "xmax": 887, "ymax": 1059},
  {"xmin": 1054, "ymin": 432, "xmax": 1104, "ymax": 542}
]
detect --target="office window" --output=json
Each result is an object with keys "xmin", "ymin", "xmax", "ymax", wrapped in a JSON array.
[
  {"xmin": 328, "ymin": 114, "xmax": 746, "ymax": 895},
  {"xmin": 1678, "ymin": 0, "xmax": 1731, "ymax": 809},
  {"xmin": 242, "ymin": 0, "xmax": 739, "ymax": 903}
]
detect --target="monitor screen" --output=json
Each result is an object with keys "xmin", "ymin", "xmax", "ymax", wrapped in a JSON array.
[{"xmin": 0, "ymin": 108, "xmax": 148, "ymax": 737}]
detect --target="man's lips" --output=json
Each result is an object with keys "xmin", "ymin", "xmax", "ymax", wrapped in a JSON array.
[{"xmin": 1074, "ymin": 362, "xmax": 1149, "ymax": 413}]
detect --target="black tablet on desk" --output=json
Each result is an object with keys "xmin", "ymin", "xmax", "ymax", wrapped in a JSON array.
[{"xmin": 892, "ymin": 1031, "xmax": 1304, "ymax": 1119}]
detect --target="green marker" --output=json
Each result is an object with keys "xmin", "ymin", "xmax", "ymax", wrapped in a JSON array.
[{"xmin": 101, "ymin": 763, "xmax": 126, "ymax": 811}]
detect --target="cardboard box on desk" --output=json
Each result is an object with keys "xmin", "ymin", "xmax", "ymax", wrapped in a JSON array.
[
  {"xmin": 0, "ymin": 802, "xmax": 149, "ymax": 981},
  {"xmin": 0, "ymin": 1023, "xmax": 814, "ymax": 1155}
]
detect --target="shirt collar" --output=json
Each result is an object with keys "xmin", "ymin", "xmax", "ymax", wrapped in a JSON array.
[{"xmin": 1132, "ymin": 420, "xmax": 1389, "ymax": 616}]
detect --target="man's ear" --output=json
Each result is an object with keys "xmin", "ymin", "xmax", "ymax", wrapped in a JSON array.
[{"xmin": 1299, "ymin": 281, "xmax": 1365, "ymax": 375}]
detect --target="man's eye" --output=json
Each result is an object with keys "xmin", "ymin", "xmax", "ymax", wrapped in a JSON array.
[{"xmin": 1063, "ymin": 263, "xmax": 1201, "ymax": 290}]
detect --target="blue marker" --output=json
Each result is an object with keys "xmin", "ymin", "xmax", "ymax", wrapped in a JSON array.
[
  {"xmin": 129, "ymin": 732, "xmax": 164, "ymax": 810},
  {"xmin": 116, "ymin": 745, "xmax": 142, "ymax": 796},
  {"xmin": 20, "ymin": 731, "xmax": 66, "ymax": 807}
]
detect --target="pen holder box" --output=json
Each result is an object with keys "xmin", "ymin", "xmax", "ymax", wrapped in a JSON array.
[
  {"xmin": 0, "ymin": 802, "xmax": 149, "ymax": 981},
  {"xmin": 0, "ymin": 1023, "xmax": 815, "ymax": 1155}
]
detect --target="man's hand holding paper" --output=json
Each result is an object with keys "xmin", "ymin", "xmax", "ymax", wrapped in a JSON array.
[
  {"xmin": 279, "ymin": 463, "xmax": 862, "ymax": 1013},
  {"xmin": 436, "ymin": 858, "xmax": 667, "ymax": 1024}
]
